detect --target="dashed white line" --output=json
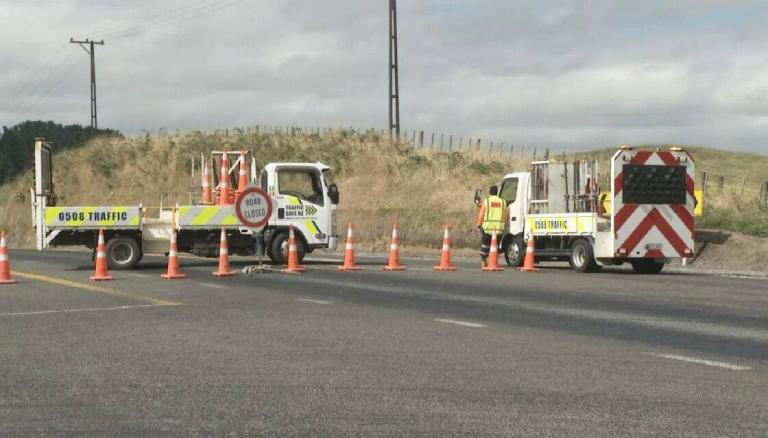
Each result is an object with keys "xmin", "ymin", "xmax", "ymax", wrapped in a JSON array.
[
  {"xmin": 645, "ymin": 353, "xmax": 751, "ymax": 371},
  {"xmin": 296, "ymin": 298, "xmax": 333, "ymax": 305},
  {"xmin": 0, "ymin": 304, "xmax": 179, "ymax": 317},
  {"xmin": 434, "ymin": 318, "xmax": 487, "ymax": 328},
  {"xmin": 199, "ymin": 283, "xmax": 227, "ymax": 289}
]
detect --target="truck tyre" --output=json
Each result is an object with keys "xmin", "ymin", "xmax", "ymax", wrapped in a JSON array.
[
  {"xmin": 570, "ymin": 239, "xmax": 600, "ymax": 273},
  {"xmin": 105, "ymin": 237, "xmax": 142, "ymax": 270},
  {"xmin": 504, "ymin": 236, "xmax": 526, "ymax": 267},
  {"xmin": 269, "ymin": 231, "xmax": 306, "ymax": 265},
  {"xmin": 631, "ymin": 259, "xmax": 664, "ymax": 274}
]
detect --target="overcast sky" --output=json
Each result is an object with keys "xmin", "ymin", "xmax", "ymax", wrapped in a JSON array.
[{"xmin": 2, "ymin": 0, "xmax": 767, "ymax": 153}]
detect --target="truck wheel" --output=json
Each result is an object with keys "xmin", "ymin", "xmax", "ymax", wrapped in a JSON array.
[
  {"xmin": 570, "ymin": 239, "xmax": 599, "ymax": 273},
  {"xmin": 269, "ymin": 231, "xmax": 306, "ymax": 265},
  {"xmin": 105, "ymin": 237, "xmax": 142, "ymax": 270},
  {"xmin": 504, "ymin": 237, "xmax": 525, "ymax": 267},
  {"xmin": 631, "ymin": 259, "xmax": 664, "ymax": 274}
]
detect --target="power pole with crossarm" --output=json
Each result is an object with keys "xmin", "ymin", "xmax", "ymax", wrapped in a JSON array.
[{"xmin": 70, "ymin": 38, "xmax": 104, "ymax": 135}]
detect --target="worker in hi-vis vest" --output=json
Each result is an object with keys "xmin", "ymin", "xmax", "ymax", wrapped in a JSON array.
[{"xmin": 476, "ymin": 185, "xmax": 509, "ymax": 267}]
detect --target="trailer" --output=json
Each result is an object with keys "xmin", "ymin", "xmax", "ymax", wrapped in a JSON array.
[
  {"xmin": 491, "ymin": 146, "xmax": 695, "ymax": 273},
  {"xmin": 30, "ymin": 138, "xmax": 339, "ymax": 268}
]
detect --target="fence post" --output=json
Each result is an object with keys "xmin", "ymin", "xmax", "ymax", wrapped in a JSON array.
[
  {"xmin": 760, "ymin": 181, "xmax": 768, "ymax": 206},
  {"xmin": 419, "ymin": 131, "xmax": 424, "ymax": 148},
  {"xmin": 701, "ymin": 172, "xmax": 709, "ymax": 192},
  {"xmin": 449, "ymin": 135, "xmax": 453, "ymax": 152},
  {"xmin": 439, "ymin": 134, "xmax": 443, "ymax": 150},
  {"xmin": 717, "ymin": 176, "xmax": 724, "ymax": 192},
  {"xmin": 544, "ymin": 148, "xmax": 550, "ymax": 160},
  {"xmin": 430, "ymin": 132, "xmax": 434, "ymax": 149}
]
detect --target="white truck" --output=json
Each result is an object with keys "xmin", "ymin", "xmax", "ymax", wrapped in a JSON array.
[
  {"xmin": 30, "ymin": 138, "xmax": 339, "ymax": 268},
  {"xmin": 487, "ymin": 146, "xmax": 695, "ymax": 273}
]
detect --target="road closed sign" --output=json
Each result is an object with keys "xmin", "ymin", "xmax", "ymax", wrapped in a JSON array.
[{"xmin": 235, "ymin": 186, "xmax": 273, "ymax": 231}]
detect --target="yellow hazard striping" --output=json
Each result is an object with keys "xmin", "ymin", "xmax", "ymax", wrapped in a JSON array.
[
  {"xmin": 694, "ymin": 189, "xmax": 703, "ymax": 217},
  {"xmin": 189, "ymin": 207, "xmax": 220, "ymax": 226},
  {"xmin": 10, "ymin": 271, "xmax": 181, "ymax": 306}
]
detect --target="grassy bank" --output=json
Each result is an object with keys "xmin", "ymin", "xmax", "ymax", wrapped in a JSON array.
[
  {"xmin": 0, "ymin": 130, "xmax": 525, "ymax": 250},
  {"xmin": 1, "ymin": 130, "xmax": 766, "ymax": 250}
]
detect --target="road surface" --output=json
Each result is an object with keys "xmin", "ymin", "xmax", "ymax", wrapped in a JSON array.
[{"xmin": 1, "ymin": 249, "xmax": 766, "ymax": 436}]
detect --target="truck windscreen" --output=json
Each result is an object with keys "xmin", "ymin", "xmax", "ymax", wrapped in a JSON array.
[{"xmin": 622, "ymin": 164, "xmax": 686, "ymax": 205}]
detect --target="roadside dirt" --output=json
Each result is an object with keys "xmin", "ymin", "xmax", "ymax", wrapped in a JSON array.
[{"xmin": 687, "ymin": 229, "xmax": 768, "ymax": 273}]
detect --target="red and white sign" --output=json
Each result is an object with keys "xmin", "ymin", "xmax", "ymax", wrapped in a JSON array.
[
  {"xmin": 235, "ymin": 185, "xmax": 273, "ymax": 231},
  {"xmin": 611, "ymin": 149, "xmax": 695, "ymax": 259}
]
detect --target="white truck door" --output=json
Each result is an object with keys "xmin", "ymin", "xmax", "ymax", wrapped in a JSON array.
[
  {"xmin": 499, "ymin": 173, "xmax": 528, "ymax": 236},
  {"xmin": 273, "ymin": 167, "xmax": 328, "ymax": 245}
]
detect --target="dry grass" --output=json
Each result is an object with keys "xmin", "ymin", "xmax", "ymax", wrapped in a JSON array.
[
  {"xmin": 0, "ymin": 130, "xmax": 525, "ymax": 250},
  {"xmin": 2, "ymin": 132, "xmax": 766, "ymax": 250}
]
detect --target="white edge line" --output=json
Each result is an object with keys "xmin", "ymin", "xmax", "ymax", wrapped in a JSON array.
[
  {"xmin": 296, "ymin": 298, "xmax": 333, "ymax": 305},
  {"xmin": 0, "ymin": 303, "xmax": 179, "ymax": 317},
  {"xmin": 200, "ymin": 283, "xmax": 227, "ymax": 289},
  {"xmin": 434, "ymin": 318, "xmax": 487, "ymax": 328},
  {"xmin": 645, "ymin": 353, "xmax": 751, "ymax": 371}
]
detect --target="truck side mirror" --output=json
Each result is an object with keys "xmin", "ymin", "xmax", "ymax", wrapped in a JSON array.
[
  {"xmin": 328, "ymin": 183, "xmax": 340, "ymax": 205},
  {"xmin": 474, "ymin": 188, "xmax": 483, "ymax": 207}
]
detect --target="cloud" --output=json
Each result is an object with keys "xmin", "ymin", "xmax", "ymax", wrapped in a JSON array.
[{"xmin": 1, "ymin": 0, "xmax": 767, "ymax": 153}]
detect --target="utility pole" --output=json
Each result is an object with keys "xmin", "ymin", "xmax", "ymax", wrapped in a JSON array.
[
  {"xmin": 388, "ymin": 0, "xmax": 400, "ymax": 141},
  {"xmin": 70, "ymin": 38, "xmax": 104, "ymax": 135}
]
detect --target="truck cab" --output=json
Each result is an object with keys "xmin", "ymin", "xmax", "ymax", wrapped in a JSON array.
[{"xmin": 259, "ymin": 162, "xmax": 339, "ymax": 263}]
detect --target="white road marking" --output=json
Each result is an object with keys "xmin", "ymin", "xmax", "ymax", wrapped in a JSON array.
[
  {"xmin": 296, "ymin": 298, "xmax": 332, "ymax": 305},
  {"xmin": 127, "ymin": 273, "xmax": 152, "ymax": 278},
  {"xmin": 645, "ymin": 353, "xmax": 751, "ymax": 371},
  {"xmin": 200, "ymin": 283, "xmax": 227, "ymax": 289},
  {"xmin": 434, "ymin": 318, "xmax": 487, "ymax": 328},
  {"xmin": 0, "ymin": 303, "xmax": 179, "ymax": 317}
]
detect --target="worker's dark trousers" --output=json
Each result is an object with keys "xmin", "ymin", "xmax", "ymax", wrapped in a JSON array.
[{"xmin": 480, "ymin": 232, "xmax": 492, "ymax": 259}]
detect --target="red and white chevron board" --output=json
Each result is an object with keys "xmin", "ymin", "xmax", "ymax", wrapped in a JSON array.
[{"xmin": 611, "ymin": 149, "xmax": 695, "ymax": 258}]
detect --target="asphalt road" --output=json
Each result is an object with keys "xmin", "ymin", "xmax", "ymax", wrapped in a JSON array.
[{"xmin": 1, "ymin": 249, "xmax": 767, "ymax": 436}]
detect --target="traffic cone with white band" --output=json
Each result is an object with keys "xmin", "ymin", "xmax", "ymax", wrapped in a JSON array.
[
  {"xmin": 201, "ymin": 157, "xmax": 213, "ymax": 205},
  {"xmin": 434, "ymin": 225, "xmax": 456, "ymax": 271},
  {"xmin": 482, "ymin": 230, "xmax": 504, "ymax": 271},
  {"xmin": 282, "ymin": 226, "xmax": 306, "ymax": 274},
  {"xmin": 161, "ymin": 230, "xmax": 186, "ymax": 279},
  {"xmin": 213, "ymin": 227, "xmax": 236, "ymax": 276},
  {"xmin": 218, "ymin": 149, "xmax": 234, "ymax": 205},
  {"xmin": 0, "ymin": 231, "xmax": 16, "ymax": 284},
  {"xmin": 90, "ymin": 229, "xmax": 113, "ymax": 281},
  {"xmin": 382, "ymin": 223, "xmax": 405, "ymax": 271},
  {"xmin": 236, "ymin": 150, "xmax": 249, "ymax": 201},
  {"xmin": 517, "ymin": 236, "xmax": 540, "ymax": 272},
  {"xmin": 337, "ymin": 223, "xmax": 362, "ymax": 271}
]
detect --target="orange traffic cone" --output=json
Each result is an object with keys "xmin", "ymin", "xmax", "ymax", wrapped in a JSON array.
[
  {"xmin": 434, "ymin": 225, "xmax": 456, "ymax": 271},
  {"xmin": 482, "ymin": 230, "xmax": 504, "ymax": 272},
  {"xmin": 218, "ymin": 149, "xmax": 234, "ymax": 205},
  {"xmin": 161, "ymin": 230, "xmax": 186, "ymax": 279},
  {"xmin": 90, "ymin": 229, "xmax": 113, "ymax": 281},
  {"xmin": 212, "ymin": 227, "xmax": 236, "ymax": 276},
  {"xmin": 0, "ymin": 231, "xmax": 16, "ymax": 284},
  {"xmin": 338, "ymin": 223, "xmax": 363, "ymax": 271},
  {"xmin": 201, "ymin": 157, "xmax": 213, "ymax": 205},
  {"xmin": 517, "ymin": 236, "xmax": 539, "ymax": 272},
  {"xmin": 236, "ymin": 150, "xmax": 249, "ymax": 201},
  {"xmin": 282, "ymin": 226, "xmax": 306, "ymax": 274},
  {"xmin": 382, "ymin": 223, "xmax": 405, "ymax": 271}
]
